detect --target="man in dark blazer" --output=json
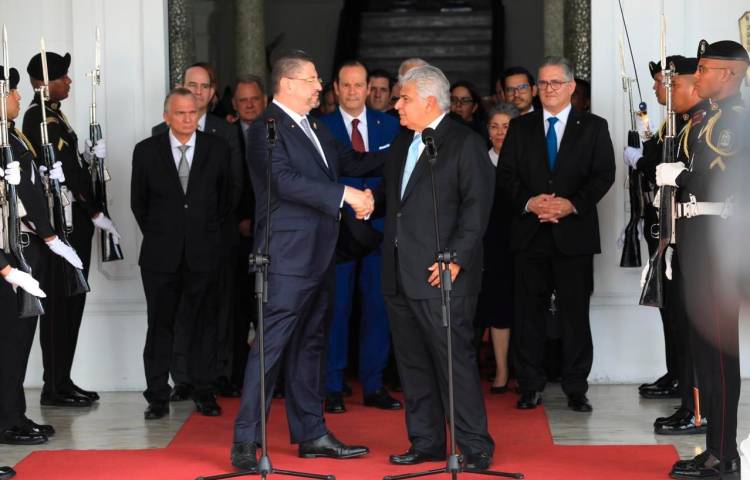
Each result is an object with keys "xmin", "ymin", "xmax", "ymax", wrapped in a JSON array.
[
  {"xmin": 131, "ymin": 88, "xmax": 230, "ymax": 420},
  {"xmin": 231, "ymin": 50, "xmax": 380, "ymax": 472},
  {"xmin": 380, "ymin": 65, "xmax": 495, "ymax": 471},
  {"xmin": 153, "ymin": 63, "xmax": 244, "ymax": 400},
  {"xmin": 319, "ymin": 60, "xmax": 401, "ymax": 414},
  {"xmin": 498, "ymin": 56, "xmax": 615, "ymax": 413}
]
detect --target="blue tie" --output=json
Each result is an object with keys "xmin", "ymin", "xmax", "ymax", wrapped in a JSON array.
[
  {"xmin": 546, "ymin": 117, "xmax": 559, "ymax": 170},
  {"xmin": 400, "ymin": 133, "xmax": 422, "ymax": 199}
]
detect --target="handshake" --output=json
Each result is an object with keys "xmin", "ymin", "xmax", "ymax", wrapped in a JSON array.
[{"xmin": 344, "ymin": 186, "xmax": 375, "ymax": 220}]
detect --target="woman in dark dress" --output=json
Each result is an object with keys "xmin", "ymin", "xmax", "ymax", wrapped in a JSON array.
[
  {"xmin": 475, "ymin": 102, "xmax": 519, "ymax": 393},
  {"xmin": 449, "ymin": 81, "xmax": 487, "ymax": 136}
]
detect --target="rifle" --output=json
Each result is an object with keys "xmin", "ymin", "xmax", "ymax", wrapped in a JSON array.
[
  {"xmin": 0, "ymin": 28, "xmax": 45, "ymax": 317},
  {"xmin": 617, "ymin": 0, "xmax": 651, "ymax": 268},
  {"xmin": 639, "ymin": 15, "xmax": 675, "ymax": 308},
  {"xmin": 36, "ymin": 37, "xmax": 90, "ymax": 297},
  {"xmin": 87, "ymin": 27, "xmax": 123, "ymax": 262}
]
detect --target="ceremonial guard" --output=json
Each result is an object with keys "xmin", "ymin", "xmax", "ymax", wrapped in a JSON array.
[
  {"xmin": 656, "ymin": 40, "xmax": 748, "ymax": 480},
  {"xmin": 22, "ymin": 50, "xmax": 119, "ymax": 407}
]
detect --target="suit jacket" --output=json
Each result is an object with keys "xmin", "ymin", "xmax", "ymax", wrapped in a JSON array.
[
  {"xmin": 246, "ymin": 102, "xmax": 383, "ymax": 278},
  {"xmin": 497, "ymin": 106, "xmax": 615, "ymax": 255},
  {"xmin": 380, "ymin": 115, "xmax": 495, "ymax": 299},
  {"xmin": 131, "ymin": 131, "xmax": 231, "ymax": 273}
]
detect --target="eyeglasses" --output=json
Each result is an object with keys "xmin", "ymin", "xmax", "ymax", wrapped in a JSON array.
[
  {"xmin": 450, "ymin": 96, "xmax": 475, "ymax": 106},
  {"xmin": 696, "ymin": 65, "xmax": 734, "ymax": 76},
  {"xmin": 286, "ymin": 76, "xmax": 325, "ymax": 86},
  {"xmin": 504, "ymin": 83, "xmax": 530, "ymax": 95},
  {"xmin": 537, "ymin": 80, "xmax": 569, "ymax": 91},
  {"xmin": 390, "ymin": 96, "xmax": 400, "ymax": 104}
]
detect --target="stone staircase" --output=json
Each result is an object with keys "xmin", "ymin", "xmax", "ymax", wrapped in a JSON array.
[{"xmin": 357, "ymin": 10, "xmax": 494, "ymax": 93}]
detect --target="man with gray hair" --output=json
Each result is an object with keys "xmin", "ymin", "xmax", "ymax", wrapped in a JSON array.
[
  {"xmin": 397, "ymin": 57, "xmax": 429, "ymax": 81},
  {"xmin": 379, "ymin": 65, "xmax": 496, "ymax": 470},
  {"xmin": 498, "ymin": 56, "xmax": 615, "ymax": 413}
]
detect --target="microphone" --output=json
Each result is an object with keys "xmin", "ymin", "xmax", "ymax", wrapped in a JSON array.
[
  {"xmin": 266, "ymin": 118, "xmax": 277, "ymax": 146},
  {"xmin": 422, "ymin": 127, "xmax": 437, "ymax": 164}
]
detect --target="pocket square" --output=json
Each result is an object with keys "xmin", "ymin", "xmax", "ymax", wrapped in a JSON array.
[{"xmin": 378, "ymin": 143, "xmax": 390, "ymax": 150}]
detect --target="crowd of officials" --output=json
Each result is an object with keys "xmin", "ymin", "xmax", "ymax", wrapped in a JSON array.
[{"xmin": 0, "ymin": 35, "xmax": 747, "ymax": 480}]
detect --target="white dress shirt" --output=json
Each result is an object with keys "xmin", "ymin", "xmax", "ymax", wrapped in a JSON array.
[
  {"xmin": 488, "ymin": 148, "xmax": 499, "ymax": 167},
  {"xmin": 273, "ymin": 99, "xmax": 328, "ymax": 167},
  {"xmin": 413, "ymin": 112, "xmax": 447, "ymax": 155},
  {"xmin": 542, "ymin": 103, "xmax": 572, "ymax": 151},
  {"xmin": 169, "ymin": 130, "xmax": 197, "ymax": 170},
  {"xmin": 197, "ymin": 113, "xmax": 207, "ymax": 132},
  {"xmin": 339, "ymin": 107, "xmax": 369, "ymax": 152}
]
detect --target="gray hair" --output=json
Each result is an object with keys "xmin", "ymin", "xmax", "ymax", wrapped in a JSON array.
[
  {"xmin": 400, "ymin": 65, "xmax": 451, "ymax": 112},
  {"xmin": 163, "ymin": 87, "xmax": 196, "ymax": 112},
  {"xmin": 487, "ymin": 102, "xmax": 520, "ymax": 122},
  {"xmin": 398, "ymin": 57, "xmax": 429, "ymax": 81},
  {"xmin": 539, "ymin": 56, "xmax": 575, "ymax": 81},
  {"xmin": 233, "ymin": 74, "xmax": 266, "ymax": 96},
  {"xmin": 271, "ymin": 50, "xmax": 314, "ymax": 94}
]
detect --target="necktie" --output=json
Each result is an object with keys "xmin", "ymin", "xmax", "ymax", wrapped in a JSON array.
[
  {"xmin": 400, "ymin": 133, "xmax": 422, "ymax": 199},
  {"xmin": 351, "ymin": 118, "xmax": 365, "ymax": 152},
  {"xmin": 177, "ymin": 144, "xmax": 190, "ymax": 193},
  {"xmin": 300, "ymin": 117, "xmax": 327, "ymax": 166},
  {"xmin": 546, "ymin": 117, "xmax": 559, "ymax": 170}
]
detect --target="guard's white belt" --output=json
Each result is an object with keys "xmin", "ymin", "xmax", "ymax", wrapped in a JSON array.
[{"xmin": 676, "ymin": 195, "xmax": 734, "ymax": 219}]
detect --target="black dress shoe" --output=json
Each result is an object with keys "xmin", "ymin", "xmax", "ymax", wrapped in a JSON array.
[
  {"xmin": 656, "ymin": 413, "xmax": 707, "ymax": 436},
  {"xmin": 22, "ymin": 416, "xmax": 55, "ymax": 437},
  {"xmin": 567, "ymin": 394, "xmax": 593, "ymax": 412},
  {"xmin": 516, "ymin": 392, "xmax": 542, "ymax": 409},
  {"xmin": 0, "ymin": 466, "xmax": 15, "ymax": 480},
  {"xmin": 231, "ymin": 442, "xmax": 259, "ymax": 472},
  {"xmin": 389, "ymin": 448, "xmax": 445, "ymax": 465},
  {"xmin": 325, "ymin": 393, "xmax": 346, "ymax": 413},
  {"xmin": 363, "ymin": 388, "xmax": 402, "ymax": 410},
  {"xmin": 0, "ymin": 426, "xmax": 47, "ymax": 445},
  {"xmin": 490, "ymin": 384, "xmax": 508, "ymax": 394},
  {"xmin": 670, "ymin": 451, "xmax": 740, "ymax": 479},
  {"xmin": 71, "ymin": 384, "xmax": 100, "ymax": 401},
  {"xmin": 463, "ymin": 452, "xmax": 492, "ymax": 471},
  {"xmin": 40, "ymin": 391, "xmax": 92, "ymax": 407},
  {"xmin": 654, "ymin": 407, "xmax": 689, "ymax": 427},
  {"xmin": 170, "ymin": 383, "xmax": 193, "ymax": 402},
  {"xmin": 640, "ymin": 378, "xmax": 679, "ymax": 399},
  {"xmin": 298, "ymin": 432, "xmax": 369, "ymax": 459},
  {"xmin": 639, "ymin": 373, "xmax": 673, "ymax": 391},
  {"xmin": 194, "ymin": 397, "xmax": 222, "ymax": 416},
  {"xmin": 144, "ymin": 402, "xmax": 169, "ymax": 420}
]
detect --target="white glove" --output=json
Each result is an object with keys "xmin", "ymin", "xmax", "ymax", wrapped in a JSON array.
[
  {"xmin": 623, "ymin": 146, "xmax": 642, "ymax": 169},
  {"xmin": 86, "ymin": 138, "xmax": 106, "ymax": 159},
  {"xmin": 40, "ymin": 161, "xmax": 65, "ymax": 183},
  {"xmin": 46, "ymin": 237, "xmax": 84, "ymax": 269},
  {"xmin": 656, "ymin": 162, "xmax": 686, "ymax": 187},
  {"xmin": 4, "ymin": 268, "xmax": 46, "ymax": 297},
  {"xmin": 665, "ymin": 246, "xmax": 673, "ymax": 281},
  {"xmin": 1, "ymin": 160, "xmax": 21, "ymax": 185},
  {"xmin": 92, "ymin": 213, "xmax": 121, "ymax": 243}
]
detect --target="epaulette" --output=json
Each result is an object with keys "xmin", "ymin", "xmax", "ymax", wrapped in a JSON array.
[{"xmin": 13, "ymin": 128, "xmax": 37, "ymax": 158}]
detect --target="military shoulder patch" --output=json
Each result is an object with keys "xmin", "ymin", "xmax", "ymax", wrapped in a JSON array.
[{"xmin": 716, "ymin": 129, "xmax": 735, "ymax": 151}]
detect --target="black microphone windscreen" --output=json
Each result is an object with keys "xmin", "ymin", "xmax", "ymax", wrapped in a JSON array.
[
  {"xmin": 421, "ymin": 127, "xmax": 436, "ymax": 144},
  {"xmin": 266, "ymin": 118, "xmax": 277, "ymax": 144}
]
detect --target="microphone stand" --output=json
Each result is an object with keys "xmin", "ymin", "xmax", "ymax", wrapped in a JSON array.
[
  {"xmin": 197, "ymin": 120, "xmax": 334, "ymax": 480},
  {"xmin": 383, "ymin": 131, "xmax": 522, "ymax": 480}
]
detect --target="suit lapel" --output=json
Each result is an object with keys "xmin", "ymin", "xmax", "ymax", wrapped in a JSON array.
[
  {"xmin": 158, "ymin": 133, "xmax": 185, "ymax": 197},
  {"xmin": 186, "ymin": 132, "xmax": 207, "ymax": 196},
  {"xmin": 555, "ymin": 107, "xmax": 580, "ymax": 171},
  {"xmin": 309, "ymin": 117, "xmax": 336, "ymax": 180},
  {"xmin": 271, "ymin": 104, "xmax": 333, "ymax": 179},
  {"xmin": 366, "ymin": 108, "xmax": 381, "ymax": 150}
]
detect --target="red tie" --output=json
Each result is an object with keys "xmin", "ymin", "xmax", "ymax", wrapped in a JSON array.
[{"xmin": 351, "ymin": 118, "xmax": 365, "ymax": 152}]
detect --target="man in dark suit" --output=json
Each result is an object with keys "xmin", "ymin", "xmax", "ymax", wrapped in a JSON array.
[
  {"xmin": 319, "ymin": 60, "xmax": 401, "ymax": 414},
  {"xmin": 380, "ymin": 65, "xmax": 495, "ymax": 470},
  {"xmin": 131, "ymin": 87, "xmax": 230, "ymax": 420},
  {"xmin": 153, "ymin": 63, "xmax": 244, "ymax": 400},
  {"xmin": 498, "ymin": 56, "xmax": 615, "ymax": 413},
  {"xmin": 231, "ymin": 50, "xmax": 379, "ymax": 472}
]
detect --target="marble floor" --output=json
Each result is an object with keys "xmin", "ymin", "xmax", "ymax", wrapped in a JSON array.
[{"xmin": 1, "ymin": 383, "xmax": 748, "ymax": 467}]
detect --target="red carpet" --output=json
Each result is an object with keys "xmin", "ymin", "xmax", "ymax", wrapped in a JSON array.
[{"xmin": 14, "ymin": 388, "xmax": 678, "ymax": 479}]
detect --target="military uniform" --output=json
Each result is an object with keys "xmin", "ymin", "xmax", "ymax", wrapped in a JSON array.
[
  {"xmin": 666, "ymin": 40, "xmax": 748, "ymax": 479},
  {"xmin": 22, "ymin": 52, "xmax": 100, "ymax": 406}
]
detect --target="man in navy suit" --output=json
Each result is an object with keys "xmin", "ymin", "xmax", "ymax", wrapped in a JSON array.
[
  {"xmin": 319, "ymin": 61, "xmax": 401, "ymax": 413},
  {"xmin": 231, "ymin": 51, "xmax": 382, "ymax": 472}
]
